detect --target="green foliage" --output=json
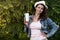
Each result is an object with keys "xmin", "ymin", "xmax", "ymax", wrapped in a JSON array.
[{"xmin": 0, "ymin": 0, "xmax": 60, "ymax": 40}]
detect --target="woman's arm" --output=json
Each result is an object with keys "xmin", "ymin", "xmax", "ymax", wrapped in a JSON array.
[{"xmin": 46, "ymin": 18, "xmax": 59, "ymax": 38}]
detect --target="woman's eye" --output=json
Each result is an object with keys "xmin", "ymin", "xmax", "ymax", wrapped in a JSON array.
[
  {"xmin": 38, "ymin": 7, "xmax": 43, "ymax": 9},
  {"xmin": 41, "ymin": 8, "xmax": 44, "ymax": 10},
  {"xmin": 38, "ymin": 7, "xmax": 40, "ymax": 8}
]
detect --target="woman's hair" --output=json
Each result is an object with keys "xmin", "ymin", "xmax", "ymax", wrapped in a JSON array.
[{"xmin": 33, "ymin": 4, "xmax": 48, "ymax": 20}]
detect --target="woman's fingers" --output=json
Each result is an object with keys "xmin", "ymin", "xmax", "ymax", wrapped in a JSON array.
[
  {"xmin": 24, "ymin": 22, "xmax": 28, "ymax": 27},
  {"xmin": 24, "ymin": 18, "xmax": 29, "ymax": 26},
  {"xmin": 41, "ymin": 32, "xmax": 47, "ymax": 37}
]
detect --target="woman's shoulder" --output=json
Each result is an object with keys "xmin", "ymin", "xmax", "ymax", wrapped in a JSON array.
[
  {"xmin": 29, "ymin": 15, "xmax": 33, "ymax": 17},
  {"xmin": 41, "ymin": 17, "xmax": 51, "ymax": 21},
  {"xmin": 29, "ymin": 15, "xmax": 33, "ymax": 19},
  {"xmin": 41, "ymin": 17, "xmax": 52, "ymax": 22},
  {"xmin": 46, "ymin": 17, "xmax": 53, "ymax": 21}
]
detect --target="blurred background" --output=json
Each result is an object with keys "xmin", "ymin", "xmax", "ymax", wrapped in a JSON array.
[{"xmin": 0, "ymin": 0, "xmax": 60, "ymax": 40}]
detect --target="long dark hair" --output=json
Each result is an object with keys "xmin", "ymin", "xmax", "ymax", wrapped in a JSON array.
[{"xmin": 33, "ymin": 4, "xmax": 48, "ymax": 20}]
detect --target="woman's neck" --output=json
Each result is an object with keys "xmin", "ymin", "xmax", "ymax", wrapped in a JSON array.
[
  {"xmin": 32, "ymin": 12, "xmax": 40, "ymax": 21},
  {"xmin": 34, "ymin": 12, "xmax": 40, "ymax": 16}
]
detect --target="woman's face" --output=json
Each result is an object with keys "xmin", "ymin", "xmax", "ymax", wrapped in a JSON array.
[{"xmin": 35, "ymin": 4, "xmax": 44, "ymax": 14}]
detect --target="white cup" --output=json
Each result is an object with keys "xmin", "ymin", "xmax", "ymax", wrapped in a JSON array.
[{"xmin": 24, "ymin": 13, "xmax": 29, "ymax": 22}]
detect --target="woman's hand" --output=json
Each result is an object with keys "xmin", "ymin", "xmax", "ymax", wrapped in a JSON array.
[
  {"xmin": 41, "ymin": 32, "xmax": 47, "ymax": 37},
  {"xmin": 24, "ymin": 18, "xmax": 29, "ymax": 26}
]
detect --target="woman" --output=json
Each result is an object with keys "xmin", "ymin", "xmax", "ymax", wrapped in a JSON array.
[{"xmin": 24, "ymin": 1, "xmax": 58, "ymax": 40}]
